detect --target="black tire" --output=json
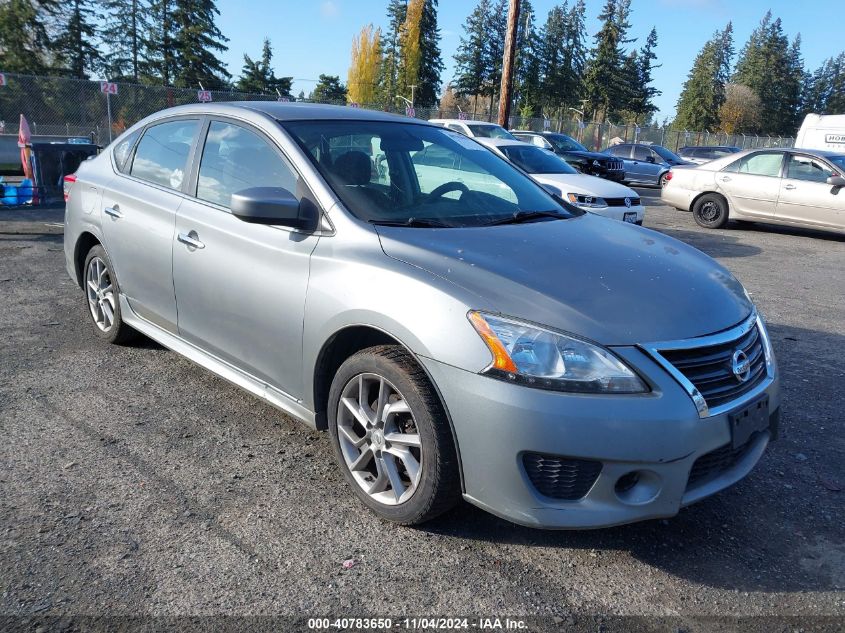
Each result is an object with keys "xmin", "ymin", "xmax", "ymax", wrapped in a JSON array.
[
  {"xmin": 692, "ymin": 193, "xmax": 730, "ymax": 229},
  {"xmin": 328, "ymin": 345, "xmax": 460, "ymax": 525},
  {"xmin": 83, "ymin": 245, "xmax": 139, "ymax": 344}
]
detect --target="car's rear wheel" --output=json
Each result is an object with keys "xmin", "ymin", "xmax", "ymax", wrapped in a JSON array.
[
  {"xmin": 328, "ymin": 345, "xmax": 460, "ymax": 525},
  {"xmin": 693, "ymin": 193, "xmax": 730, "ymax": 229},
  {"xmin": 658, "ymin": 172, "xmax": 669, "ymax": 188},
  {"xmin": 83, "ymin": 245, "xmax": 138, "ymax": 344}
]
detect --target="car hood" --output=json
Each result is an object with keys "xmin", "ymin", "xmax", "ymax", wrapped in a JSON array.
[
  {"xmin": 565, "ymin": 150, "xmax": 617, "ymax": 162},
  {"xmin": 532, "ymin": 173, "xmax": 638, "ymax": 199},
  {"xmin": 375, "ymin": 214, "xmax": 751, "ymax": 345}
]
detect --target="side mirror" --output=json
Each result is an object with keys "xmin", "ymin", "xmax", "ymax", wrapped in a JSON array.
[
  {"xmin": 231, "ymin": 187, "xmax": 319, "ymax": 230},
  {"xmin": 826, "ymin": 175, "xmax": 845, "ymax": 187},
  {"xmin": 645, "ymin": 155, "xmax": 655, "ymax": 164}
]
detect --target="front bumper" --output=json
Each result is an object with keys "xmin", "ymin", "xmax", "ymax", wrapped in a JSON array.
[
  {"xmin": 594, "ymin": 204, "xmax": 645, "ymax": 224},
  {"xmin": 420, "ymin": 346, "xmax": 780, "ymax": 529}
]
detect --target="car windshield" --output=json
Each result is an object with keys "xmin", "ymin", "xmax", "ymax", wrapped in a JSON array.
[
  {"xmin": 466, "ymin": 124, "xmax": 516, "ymax": 140},
  {"xmin": 281, "ymin": 120, "xmax": 580, "ymax": 227},
  {"xmin": 546, "ymin": 134, "xmax": 588, "ymax": 152},
  {"xmin": 827, "ymin": 155, "xmax": 845, "ymax": 171},
  {"xmin": 499, "ymin": 144, "xmax": 579, "ymax": 175},
  {"xmin": 652, "ymin": 145, "xmax": 683, "ymax": 162}
]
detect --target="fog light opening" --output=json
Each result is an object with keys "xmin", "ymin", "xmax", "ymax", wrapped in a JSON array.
[
  {"xmin": 615, "ymin": 471, "xmax": 640, "ymax": 494},
  {"xmin": 614, "ymin": 470, "xmax": 662, "ymax": 505}
]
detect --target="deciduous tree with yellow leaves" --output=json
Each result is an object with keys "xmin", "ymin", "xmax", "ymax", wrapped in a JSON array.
[
  {"xmin": 348, "ymin": 24, "xmax": 383, "ymax": 105},
  {"xmin": 398, "ymin": 0, "xmax": 424, "ymax": 103}
]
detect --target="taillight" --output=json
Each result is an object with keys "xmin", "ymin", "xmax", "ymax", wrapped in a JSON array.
[
  {"xmin": 665, "ymin": 171, "xmax": 673, "ymax": 181},
  {"xmin": 63, "ymin": 174, "xmax": 77, "ymax": 202}
]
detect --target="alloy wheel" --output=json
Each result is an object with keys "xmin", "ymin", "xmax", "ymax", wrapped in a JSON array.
[
  {"xmin": 336, "ymin": 373, "xmax": 422, "ymax": 505},
  {"xmin": 86, "ymin": 256, "xmax": 116, "ymax": 331}
]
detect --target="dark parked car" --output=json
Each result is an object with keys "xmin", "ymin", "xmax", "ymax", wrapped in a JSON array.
[
  {"xmin": 603, "ymin": 143, "xmax": 695, "ymax": 187},
  {"xmin": 512, "ymin": 131, "xmax": 625, "ymax": 182},
  {"xmin": 678, "ymin": 145, "xmax": 742, "ymax": 165}
]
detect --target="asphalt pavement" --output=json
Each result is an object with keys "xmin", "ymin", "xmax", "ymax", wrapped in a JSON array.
[{"xmin": 0, "ymin": 196, "xmax": 843, "ymax": 632}]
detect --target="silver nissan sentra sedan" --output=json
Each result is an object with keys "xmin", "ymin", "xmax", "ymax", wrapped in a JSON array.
[{"xmin": 64, "ymin": 103, "xmax": 780, "ymax": 529}]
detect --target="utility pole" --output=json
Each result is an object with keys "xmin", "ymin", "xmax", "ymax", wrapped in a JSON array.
[{"xmin": 497, "ymin": 0, "xmax": 520, "ymax": 128}]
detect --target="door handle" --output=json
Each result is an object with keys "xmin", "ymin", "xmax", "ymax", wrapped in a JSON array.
[
  {"xmin": 784, "ymin": 184, "xmax": 797, "ymax": 190},
  {"xmin": 720, "ymin": 176, "xmax": 731, "ymax": 182},
  {"xmin": 104, "ymin": 206, "xmax": 123, "ymax": 218},
  {"xmin": 177, "ymin": 232, "xmax": 205, "ymax": 249}
]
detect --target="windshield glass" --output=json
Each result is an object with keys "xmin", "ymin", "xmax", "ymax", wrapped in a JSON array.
[
  {"xmin": 653, "ymin": 145, "xmax": 683, "ymax": 162},
  {"xmin": 546, "ymin": 134, "xmax": 588, "ymax": 152},
  {"xmin": 499, "ymin": 145, "xmax": 579, "ymax": 174},
  {"xmin": 466, "ymin": 124, "xmax": 516, "ymax": 140},
  {"xmin": 828, "ymin": 155, "xmax": 845, "ymax": 171},
  {"xmin": 281, "ymin": 120, "xmax": 580, "ymax": 227}
]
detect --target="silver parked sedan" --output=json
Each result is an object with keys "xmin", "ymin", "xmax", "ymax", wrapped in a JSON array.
[
  {"xmin": 662, "ymin": 147, "xmax": 845, "ymax": 233},
  {"xmin": 64, "ymin": 103, "xmax": 780, "ymax": 529}
]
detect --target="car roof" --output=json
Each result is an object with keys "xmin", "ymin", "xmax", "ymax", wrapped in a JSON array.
[
  {"xmin": 142, "ymin": 101, "xmax": 424, "ymax": 124},
  {"xmin": 429, "ymin": 118, "xmax": 504, "ymax": 126}
]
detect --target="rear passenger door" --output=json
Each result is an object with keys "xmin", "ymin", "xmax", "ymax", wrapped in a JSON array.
[
  {"xmin": 101, "ymin": 117, "xmax": 200, "ymax": 332},
  {"xmin": 172, "ymin": 118, "xmax": 322, "ymax": 399},
  {"xmin": 717, "ymin": 151, "xmax": 785, "ymax": 218}
]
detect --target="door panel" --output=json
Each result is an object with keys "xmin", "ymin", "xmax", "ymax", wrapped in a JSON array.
[
  {"xmin": 717, "ymin": 152, "xmax": 784, "ymax": 217},
  {"xmin": 776, "ymin": 155, "xmax": 845, "ymax": 228},
  {"xmin": 101, "ymin": 118, "xmax": 200, "ymax": 331},
  {"xmin": 173, "ymin": 119, "xmax": 320, "ymax": 398}
]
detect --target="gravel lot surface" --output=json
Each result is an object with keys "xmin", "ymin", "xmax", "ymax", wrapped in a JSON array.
[{"xmin": 1, "ymin": 194, "xmax": 843, "ymax": 631}]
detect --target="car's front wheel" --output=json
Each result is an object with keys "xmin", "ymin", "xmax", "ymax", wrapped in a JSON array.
[
  {"xmin": 692, "ymin": 193, "xmax": 730, "ymax": 229},
  {"xmin": 328, "ymin": 345, "xmax": 460, "ymax": 525},
  {"xmin": 83, "ymin": 245, "xmax": 138, "ymax": 344}
]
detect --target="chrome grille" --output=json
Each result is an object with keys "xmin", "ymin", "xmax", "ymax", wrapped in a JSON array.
[
  {"xmin": 658, "ymin": 322, "xmax": 767, "ymax": 411},
  {"xmin": 602, "ymin": 159, "xmax": 624, "ymax": 171},
  {"xmin": 522, "ymin": 453, "xmax": 602, "ymax": 500}
]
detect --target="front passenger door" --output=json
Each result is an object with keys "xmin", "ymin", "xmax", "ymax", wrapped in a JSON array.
[
  {"xmin": 776, "ymin": 154, "xmax": 844, "ymax": 228},
  {"xmin": 172, "ymin": 119, "xmax": 321, "ymax": 400}
]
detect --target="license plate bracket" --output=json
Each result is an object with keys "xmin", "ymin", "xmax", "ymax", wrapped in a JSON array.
[
  {"xmin": 729, "ymin": 396, "xmax": 769, "ymax": 449},
  {"xmin": 623, "ymin": 211, "xmax": 638, "ymax": 223}
]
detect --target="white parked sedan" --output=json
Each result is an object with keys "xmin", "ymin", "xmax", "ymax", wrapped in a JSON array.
[
  {"xmin": 476, "ymin": 138, "xmax": 645, "ymax": 224},
  {"xmin": 662, "ymin": 147, "xmax": 845, "ymax": 233}
]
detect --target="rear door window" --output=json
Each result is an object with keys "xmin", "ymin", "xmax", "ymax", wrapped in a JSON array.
[
  {"xmin": 130, "ymin": 119, "xmax": 199, "ymax": 190},
  {"xmin": 735, "ymin": 152, "xmax": 784, "ymax": 177}
]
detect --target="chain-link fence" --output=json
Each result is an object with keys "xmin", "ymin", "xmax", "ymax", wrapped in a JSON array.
[{"xmin": 1, "ymin": 72, "xmax": 794, "ymax": 151}]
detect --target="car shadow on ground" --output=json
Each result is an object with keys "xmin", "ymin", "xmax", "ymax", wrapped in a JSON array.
[
  {"xmin": 728, "ymin": 221, "xmax": 845, "ymax": 243},
  {"xmin": 422, "ymin": 322, "xmax": 844, "ymax": 595},
  {"xmin": 651, "ymin": 227, "xmax": 763, "ymax": 259}
]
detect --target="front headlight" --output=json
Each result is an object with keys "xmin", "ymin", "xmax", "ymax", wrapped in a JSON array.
[
  {"xmin": 468, "ymin": 312, "xmax": 648, "ymax": 393},
  {"xmin": 566, "ymin": 193, "xmax": 608, "ymax": 209}
]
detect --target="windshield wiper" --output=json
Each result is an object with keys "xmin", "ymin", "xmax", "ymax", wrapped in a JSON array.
[
  {"xmin": 485, "ymin": 210, "xmax": 566, "ymax": 226},
  {"xmin": 370, "ymin": 218, "xmax": 452, "ymax": 228}
]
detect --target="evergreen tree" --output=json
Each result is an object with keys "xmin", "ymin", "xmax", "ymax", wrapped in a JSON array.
[
  {"xmin": 101, "ymin": 0, "xmax": 149, "ymax": 81},
  {"xmin": 626, "ymin": 27, "xmax": 660, "ymax": 123},
  {"xmin": 310, "ymin": 74, "xmax": 347, "ymax": 103},
  {"xmin": 733, "ymin": 12, "xmax": 797, "ymax": 134},
  {"xmin": 378, "ymin": 0, "xmax": 406, "ymax": 107},
  {"xmin": 485, "ymin": 0, "xmax": 508, "ymax": 111},
  {"xmin": 143, "ymin": 0, "xmax": 177, "ymax": 84},
  {"xmin": 803, "ymin": 54, "xmax": 845, "ymax": 115},
  {"xmin": 513, "ymin": 0, "xmax": 541, "ymax": 116},
  {"xmin": 0, "ymin": 0, "xmax": 51, "ymax": 73},
  {"xmin": 416, "ymin": 0, "xmax": 444, "ymax": 107},
  {"xmin": 236, "ymin": 38, "xmax": 292, "ymax": 96},
  {"xmin": 453, "ymin": 0, "xmax": 492, "ymax": 108},
  {"xmin": 171, "ymin": 0, "xmax": 231, "ymax": 89},
  {"xmin": 583, "ymin": 0, "xmax": 624, "ymax": 123},
  {"xmin": 52, "ymin": 0, "xmax": 101, "ymax": 78},
  {"xmin": 674, "ymin": 23, "xmax": 734, "ymax": 131}
]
